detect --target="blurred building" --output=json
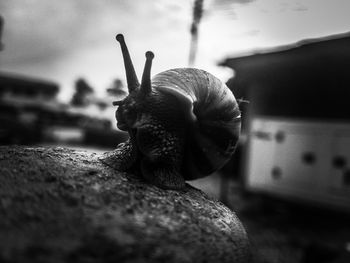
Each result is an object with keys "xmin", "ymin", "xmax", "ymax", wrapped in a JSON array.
[
  {"xmin": 0, "ymin": 72, "xmax": 127, "ymax": 147},
  {"xmin": 0, "ymin": 73, "xmax": 60, "ymax": 144},
  {"xmin": 0, "ymin": 73, "xmax": 59, "ymax": 103},
  {"xmin": 220, "ymin": 32, "xmax": 350, "ymax": 211}
]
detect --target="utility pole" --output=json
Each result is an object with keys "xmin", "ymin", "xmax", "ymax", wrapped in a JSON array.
[
  {"xmin": 189, "ymin": 0, "xmax": 204, "ymax": 67},
  {"xmin": 0, "ymin": 16, "xmax": 4, "ymax": 51}
]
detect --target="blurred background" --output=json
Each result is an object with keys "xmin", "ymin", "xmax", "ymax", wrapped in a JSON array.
[{"xmin": 1, "ymin": 0, "xmax": 350, "ymax": 262}]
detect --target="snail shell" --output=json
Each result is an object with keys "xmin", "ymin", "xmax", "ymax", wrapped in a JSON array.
[{"xmin": 152, "ymin": 68, "xmax": 241, "ymax": 180}]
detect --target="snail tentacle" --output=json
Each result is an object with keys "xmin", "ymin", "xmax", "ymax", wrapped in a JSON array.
[
  {"xmin": 116, "ymin": 34, "xmax": 140, "ymax": 93},
  {"xmin": 140, "ymin": 51, "xmax": 154, "ymax": 95},
  {"xmin": 112, "ymin": 100, "xmax": 123, "ymax": 106}
]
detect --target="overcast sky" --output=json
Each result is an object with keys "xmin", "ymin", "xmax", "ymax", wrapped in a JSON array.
[{"xmin": 1, "ymin": 0, "xmax": 350, "ymax": 101}]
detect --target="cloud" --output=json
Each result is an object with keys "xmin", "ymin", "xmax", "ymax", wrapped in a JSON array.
[
  {"xmin": 0, "ymin": 0, "xmax": 193, "ymax": 99},
  {"xmin": 0, "ymin": 1, "xmax": 150, "ymax": 65},
  {"xmin": 293, "ymin": 3, "xmax": 308, "ymax": 12},
  {"xmin": 1, "ymin": 1, "xmax": 88, "ymax": 64},
  {"xmin": 205, "ymin": 0, "xmax": 256, "ymax": 19},
  {"xmin": 1, "ymin": 0, "xmax": 349, "ymax": 102},
  {"xmin": 212, "ymin": 0, "xmax": 256, "ymax": 7}
]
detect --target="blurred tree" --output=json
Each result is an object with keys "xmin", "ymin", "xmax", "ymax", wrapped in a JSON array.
[
  {"xmin": 70, "ymin": 78, "xmax": 94, "ymax": 107},
  {"xmin": 106, "ymin": 78, "xmax": 126, "ymax": 97},
  {"xmin": 96, "ymin": 100, "xmax": 108, "ymax": 111}
]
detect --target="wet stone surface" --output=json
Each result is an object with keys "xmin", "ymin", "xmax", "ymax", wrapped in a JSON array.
[{"xmin": 0, "ymin": 146, "xmax": 250, "ymax": 263}]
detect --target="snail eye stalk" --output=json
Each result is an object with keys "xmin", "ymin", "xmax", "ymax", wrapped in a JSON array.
[
  {"xmin": 140, "ymin": 51, "xmax": 154, "ymax": 95},
  {"xmin": 116, "ymin": 34, "xmax": 140, "ymax": 93}
]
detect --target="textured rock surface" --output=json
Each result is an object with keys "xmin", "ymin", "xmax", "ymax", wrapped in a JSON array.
[{"xmin": 0, "ymin": 146, "xmax": 250, "ymax": 263}]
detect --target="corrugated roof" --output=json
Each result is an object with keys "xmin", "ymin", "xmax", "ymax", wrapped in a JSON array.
[{"xmin": 219, "ymin": 30, "xmax": 350, "ymax": 67}]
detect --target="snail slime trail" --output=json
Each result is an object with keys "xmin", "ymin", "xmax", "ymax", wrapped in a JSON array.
[{"xmin": 100, "ymin": 34, "xmax": 241, "ymax": 190}]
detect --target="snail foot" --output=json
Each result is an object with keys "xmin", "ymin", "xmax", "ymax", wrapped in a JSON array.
[
  {"xmin": 99, "ymin": 151, "xmax": 127, "ymax": 171},
  {"xmin": 99, "ymin": 141, "xmax": 137, "ymax": 171},
  {"xmin": 141, "ymin": 160, "xmax": 185, "ymax": 190}
]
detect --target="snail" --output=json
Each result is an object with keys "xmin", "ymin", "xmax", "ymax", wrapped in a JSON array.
[{"xmin": 101, "ymin": 34, "xmax": 241, "ymax": 190}]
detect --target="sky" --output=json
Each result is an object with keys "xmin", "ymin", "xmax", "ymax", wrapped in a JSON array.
[{"xmin": 1, "ymin": 0, "xmax": 350, "ymax": 101}]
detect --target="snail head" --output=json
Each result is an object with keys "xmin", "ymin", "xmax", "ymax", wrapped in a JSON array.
[{"xmin": 113, "ymin": 34, "xmax": 154, "ymax": 131}]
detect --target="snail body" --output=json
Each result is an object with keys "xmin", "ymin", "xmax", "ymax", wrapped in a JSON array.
[{"xmin": 101, "ymin": 34, "xmax": 241, "ymax": 190}]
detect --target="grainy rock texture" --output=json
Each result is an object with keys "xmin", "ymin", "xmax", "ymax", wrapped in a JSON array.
[{"xmin": 0, "ymin": 146, "xmax": 250, "ymax": 263}]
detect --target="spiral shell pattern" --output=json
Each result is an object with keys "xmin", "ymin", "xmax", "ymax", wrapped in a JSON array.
[{"xmin": 152, "ymin": 68, "xmax": 241, "ymax": 180}]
